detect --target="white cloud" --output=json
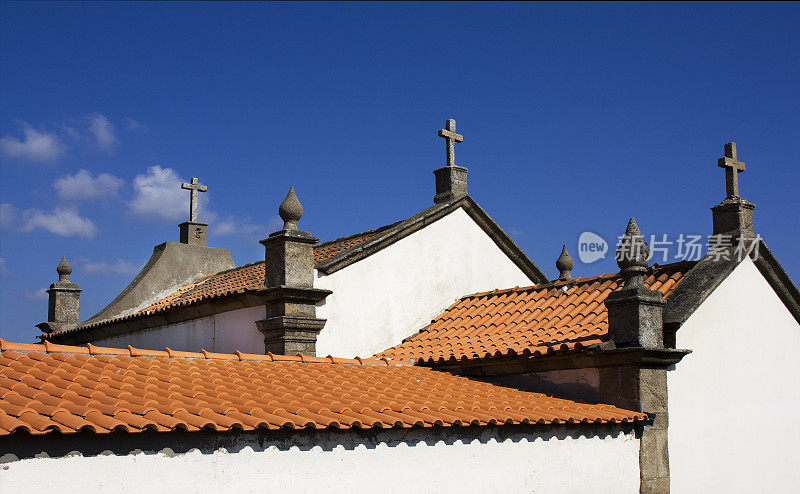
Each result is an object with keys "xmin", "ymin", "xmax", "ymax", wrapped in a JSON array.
[
  {"xmin": 53, "ymin": 169, "xmax": 124, "ymax": 202},
  {"xmin": 0, "ymin": 203, "xmax": 17, "ymax": 228},
  {"xmin": 0, "ymin": 124, "xmax": 65, "ymax": 163},
  {"xmin": 88, "ymin": 113, "xmax": 120, "ymax": 151},
  {"xmin": 122, "ymin": 117, "xmax": 150, "ymax": 133},
  {"xmin": 25, "ymin": 288, "xmax": 48, "ymax": 300},
  {"xmin": 79, "ymin": 258, "xmax": 138, "ymax": 275},
  {"xmin": 128, "ymin": 166, "xmax": 207, "ymax": 222},
  {"xmin": 213, "ymin": 215, "xmax": 278, "ymax": 238},
  {"xmin": 20, "ymin": 206, "xmax": 97, "ymax": 238}
]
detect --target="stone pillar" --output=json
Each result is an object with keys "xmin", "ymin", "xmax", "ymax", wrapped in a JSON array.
[
  {"xmin": 433, "ymin": 165, "xmax": 468, "ymax": 204},
  {"xmin": 256, "ymin": 187, "xmax": 331, "ymax": 356},
  {"xmin": 711, "ymin": 197, "xmax": 755, "ymax": 238},
  {"xmin": 603, "ymin": 218, "xmax": 670, "ymax": 494},
  {"xmin": 37, "ymin": 257, "xmax": 82, "ymax": 333},
  {"xmin": 179, "ymin": 221, "xmax": 208, "ymax": 246}
]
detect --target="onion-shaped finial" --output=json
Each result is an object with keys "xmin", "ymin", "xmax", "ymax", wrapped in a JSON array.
[
  {"xmin": 56, "ymin": 256, "xmax": 72, "ymax": 283},
  {"xmin": 556, "ymin": 245, "xmax": 574, "ymax": 281},
  {"xmin": 278, "ymin": 187, "xmax": 303, "ymax": 231}
]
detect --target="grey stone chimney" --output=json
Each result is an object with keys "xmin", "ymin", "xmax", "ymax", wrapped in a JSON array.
[
  {"xmin": 256, "ymin": 188, "xmax": 331, "ymax": 356},
  {"xmin": 604, "ymin": 218, "xmax": 665, "ymax": 349},
  {"xmin": 36, "ymin": 257, "xmax": 82, "ymax": 333},
  {"xmin": 433, "ymin": 119, "xmax": 468, "ymax": 204},
  {"xmin": 711, "ymin": 142, "xmax": 755, "ymax": 238}
]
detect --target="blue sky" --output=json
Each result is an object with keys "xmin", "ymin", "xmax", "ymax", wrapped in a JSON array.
[{"xmin": 1, "ymin": 2, "xmax": 798, "ymax": 342}]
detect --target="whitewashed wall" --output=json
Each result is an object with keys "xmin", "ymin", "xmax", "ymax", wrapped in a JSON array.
[
  {"xmin": 94, "ymin": 306, "xmax": 265, "ymax": 354},
  {"xmin": 315, "ymin": 207, "xmax": 532, "ymax": 358},
  {"xmin": 0, "ymin": 426, "xmax": 640, "ymax": 494},
  {"xmin": 96, "ymin": 208, "xmax": 532, "ymax": 358},
  {"xmin": 668, "ymin": 258, "xmax": 800, "ymax": 493}
]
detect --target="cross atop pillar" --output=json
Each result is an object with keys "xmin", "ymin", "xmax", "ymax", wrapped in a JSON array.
[
  {"xmin": 181, "ymin": 177, "xmax": 207, "ymax": 222},
  {"xmin": 438, "ymin": 119, "xmax": 463, "ymax": 167},
  {"xmin": 717, "ymin": 142, "xmax": 746, "ymax": 198}
]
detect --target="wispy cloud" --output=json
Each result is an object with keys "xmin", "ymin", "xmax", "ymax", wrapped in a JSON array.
[
  {"xmin": 87, "ymin": 113, "xmax": 120, "ymax": 151},
  {"xmin": 212, "ymin": 215, "xmax": 278, "ymax": 238},
  {"xmin": 53, "ymin": 169, "xmax": 124, "ymax": 202},
  {"xmin": 122, "ymin": 117, "xmax": 150, "ymax": 133},
  {"xmin": 78, "ymin": 258, "xmax": 138, "ymax": 275},
  {"xmin": 0, "ymin": 123, "xmax": 65, "ymax": 163},
  {"xmin": 20, "ymin": 206, "xmax": 97, "ymax": 238},
  {"xmin": 0, "ymin": 203, "xmax": 17, "ymax": 228},
  {"xmin": 25, "ymin": 288, "xmax": 48, "ymax": 300},
  {"xmin": 128, "ymin": 166, "xmax": 206, "ymax": 222}
]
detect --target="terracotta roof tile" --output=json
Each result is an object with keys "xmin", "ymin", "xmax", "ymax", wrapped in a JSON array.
[
  {"xmin": 378, "ymin": 261, "xmax": 695, "ymax": 363},
  {"xmin": 0, "ymin": 340, "xmax": 646, "ymax": 436}
]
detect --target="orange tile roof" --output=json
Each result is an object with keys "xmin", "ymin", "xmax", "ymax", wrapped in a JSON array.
[
  {"xmin": 378, "ymin": 261, "xmax": 695, "ymax": 364},
  {"xmin": 0, "ymin": 340, "xmax": 646, "ymax": 436}
]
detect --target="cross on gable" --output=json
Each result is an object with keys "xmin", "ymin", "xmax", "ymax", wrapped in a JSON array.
[
  {"xmin": 717, "ymin": 142, "xmax": 746, "ymax": 198},
  {"xmin": 181, "ymin": 177, "xmax": 207, "ymax": 222},
  {"xmin": 438, "ymin": 119, "xmax": 464, "ymax": 168}
]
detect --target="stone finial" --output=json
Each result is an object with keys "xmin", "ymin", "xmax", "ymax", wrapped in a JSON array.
[
  {"xmin": 56, "ymin": 256, "xmax": 72, "ymax": 283},
  {"xmin": 179, "ymin": 177, "xmax": 209, "ymax": 246},
  {"xmin": 555, "ymin": 245, "xmax": 574, "ymax": 281},
  {"xmin": 616, "ymin": 218, "xmax": 649, "ymax": 287},
  {"xmin": 717, "ymin": 142, "xmax": 746, "ymax": 199},
  {"xmin": 181, "ymin": 177, "xmax": 208, "ymax": 222},
  {"xmin": 278, "ymin": 187, "xmax": 303, "ymax": 231}
]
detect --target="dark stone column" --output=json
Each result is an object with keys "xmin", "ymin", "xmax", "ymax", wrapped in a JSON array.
[
  {"xmin": 599, "ymin": 365, "xmax": 670, "ymax": 494},
  {"xmin": 603, "ymin": 218, "xmax": 670, "ymax": 493},
  {"xmin": 256, "ymin": 188, "xmax": 331, "ymax": 356}
]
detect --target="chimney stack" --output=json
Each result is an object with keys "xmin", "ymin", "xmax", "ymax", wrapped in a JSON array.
[
  {"xmin": 256, "ymin": 188, "xmax": 331, "ymax": 356},
  {"xmin": 36, "ymin": 257, "xmax": 82, "ymax": 333},
  {"xmin": 604, "ymin": 218, "xmax": 665, "ymax": 348},
  {"xmin": 433, "ymin": 118, "xmax": 468, "ymax": 204}
]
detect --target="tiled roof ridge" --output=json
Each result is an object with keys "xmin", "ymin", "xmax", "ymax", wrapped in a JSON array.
[
  {"xmin": 314, "ymin": 220, "xmax": 402, "ymax": 249},
  {"xmin": 0, "ymin": 339, "xmax": 397, "ymax": 367},
  {"xmin": 464, "ymin": 260, "xmax": 698, "ymax": 300}
]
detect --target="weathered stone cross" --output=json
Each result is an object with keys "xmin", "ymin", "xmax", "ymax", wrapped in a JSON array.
[
  {"xmin": 181, "ymin": 177, "xmax": 207, "ymax": 222},
  {"xmin": 717, "ymin": 142, "xmax": 746, "ymax": 198},
  {"xmin": 438, "ymin": 119, "xmax": 463, "ymax": 167}
]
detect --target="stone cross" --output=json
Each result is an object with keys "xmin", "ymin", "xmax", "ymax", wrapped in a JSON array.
[
  {"xmin": 438, "ymin": 119, "xmax": 463, "ymax": 167},
  {"xmin": 181, "ymin": 177, "xmax": 207, "ymax": 222},
  {"xmin": 717, "ymin": 142, "xmax": 746, "ymax": 198}
]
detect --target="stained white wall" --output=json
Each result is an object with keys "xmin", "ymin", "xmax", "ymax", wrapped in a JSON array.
[
  {"xmin": 668, "ymin": 257, "xmax": 800, "ymax": 493},
  {"xmin": 315, "ymin": 207, "xmax": 532, "ymax": 358},
  {"xmin": 95, "ymin": 208, "xmax": 532, "ymax": 358},
  {"xmin": 0, "ymin": 427, "xmax": 640, "ymax": 494},
  {"xmin": 94, "ymin": 306, "xmax": 265, "ymax": 354}
]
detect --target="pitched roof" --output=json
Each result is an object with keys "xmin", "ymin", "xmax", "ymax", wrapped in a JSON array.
[
  {"xmin": 378, "ymin": 261, "xmax": 695, "ymax": 364},
  {"xmin": 45, "ymin": 195, "xmax": 545, "ymax": 342},
  {"xmin": 0, "ymin": 340, "xmax": 645, "ymax": 436}
]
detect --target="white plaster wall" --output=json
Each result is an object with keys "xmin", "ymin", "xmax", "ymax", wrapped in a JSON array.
[
  {"xmin": 94, "ymin": 306, "xmax": 265, "ymax": 354},
  {"xmin": 0, "ymin": 427, "xmax": 640, "ymax": 494},
  {"xmin": 668, "ymin": 257, "xmax": 800, "ymax": 493},
  {"xmin": 315, "ymin": 208, "xmax": 532, "ymax": 358}
]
